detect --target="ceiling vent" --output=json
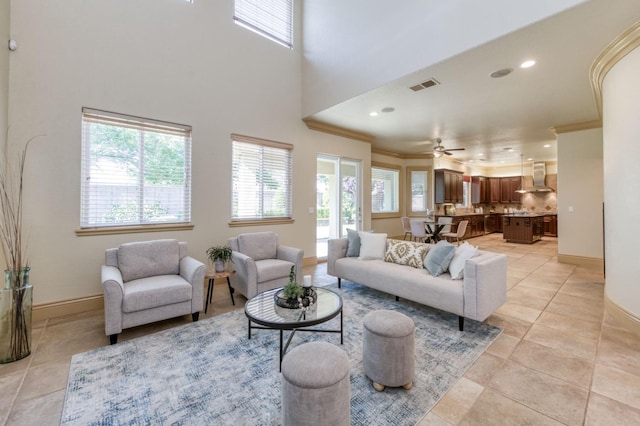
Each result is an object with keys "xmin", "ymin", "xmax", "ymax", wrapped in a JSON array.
[{"xmin": 410, "ymin": 78, "xmax": 440, "ymax": 92}]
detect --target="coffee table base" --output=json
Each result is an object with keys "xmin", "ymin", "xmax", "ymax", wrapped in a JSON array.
[{"xmin": 247, "ymin": 310, "xmax": 343, "ymax": 371}]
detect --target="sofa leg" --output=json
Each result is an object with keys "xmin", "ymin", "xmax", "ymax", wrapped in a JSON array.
[
  {"xmin": 458, "ymin": 316, "xmax": 464, "ymax": 331},
  {"xmin": 109, "ymin": 334, "xmax": 118, "ymax": 345},
  {"xmin": 338, "ymin": 278, "xmax": 341, "ymax": 288},
  {"xmin": 192, "ymin": 312, "xmax": 200, "ymax": 322},
  {"xmin": 395, "ymin": 296, "xmax": 400, "ymax": 302}
]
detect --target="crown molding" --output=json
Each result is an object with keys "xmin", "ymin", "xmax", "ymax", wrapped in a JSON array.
[
  {"xmin": 372, "ymin": 147, "xmax": 432, "ymax": 159},
  {"xmin": 551, "ymin": 120, "xmax": 602, "ymax": 134},
  {"xmin": 590, "ymin": 20, "xmax": 640, "ymax": 118},
  {"xmin": 302, "ymin": 118, "xmax": 374, "ymax": 143}
]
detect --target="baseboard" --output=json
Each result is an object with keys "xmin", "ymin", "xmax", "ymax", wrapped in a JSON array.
[
  {"xmin": 33, "ymin": 294, "xmax": 103, "ymax": 322},
  {"xmin": 303, "ymin": 256, "xmax": 317, "ymax": 267},
  {"xmin": 557, "ymin": 254, "xmax": 604, "ymax": 269},
  {"xmin": 605, "ymin": 294, "xmax": 640, "ymax": 337}
]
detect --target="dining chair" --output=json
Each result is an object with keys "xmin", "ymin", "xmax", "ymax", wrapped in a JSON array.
[
  {"xmin": 401, "ymin": 216, "xmax": 412, "ymax": 240},
  {"xmin": 437, "ymin": 217, "xmax": 453, "ymax": 234},
  {"xmin": 442, "ymin": 220, "xmax": 469, "ymax": 245},
  {"xmin": 409, "ymin": 219, "xmax": 428, "ymax": 242}
]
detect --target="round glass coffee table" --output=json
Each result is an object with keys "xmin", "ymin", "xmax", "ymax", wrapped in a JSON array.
[{"xmin": 244, "ymin": 287, "xmax": 343, "ymax": 370}]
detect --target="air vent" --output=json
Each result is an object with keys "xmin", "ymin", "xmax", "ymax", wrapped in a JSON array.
[{"xmin": 409, "ymin": 78, "xmax": 440, "ymax": 92}]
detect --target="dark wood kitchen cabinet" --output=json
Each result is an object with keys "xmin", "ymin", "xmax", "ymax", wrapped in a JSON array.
[
  {"xmin": 500, "ymin": 177, "xmax": 522, "ymax": 203},
  {"xmin": 435, "ymin": 169, "xmax": 463, "ymax": 204},
  {"xmin": 471, "ymin": 176, "xmax": 488, "ymax": 204},
  {"xmin": 489, "ymin": 178, "xmax": 501, "ymax": 203},
  {"xmin": 543, "ymin": 214, "xmax": 558, "ymax": 236}
]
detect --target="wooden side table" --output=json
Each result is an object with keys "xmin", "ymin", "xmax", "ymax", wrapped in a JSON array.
[{"xmin": 204, "ymin": 269, "xmax": 236, "ymax": 313}]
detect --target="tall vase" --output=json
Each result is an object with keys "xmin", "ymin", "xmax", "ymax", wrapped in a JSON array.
[{"xmin": 0, "ymin": 268, "xmax": 32, "ymax": 363}]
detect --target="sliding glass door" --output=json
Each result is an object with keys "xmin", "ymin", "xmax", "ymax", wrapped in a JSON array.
[{"xmin": 316, "ymin": 155, "xmax": 361, "ymax": 259}]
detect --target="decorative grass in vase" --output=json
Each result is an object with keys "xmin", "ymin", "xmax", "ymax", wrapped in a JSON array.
[{"xmin": 0, "ymin": 138, "xmax": 37, "ymax": 363}]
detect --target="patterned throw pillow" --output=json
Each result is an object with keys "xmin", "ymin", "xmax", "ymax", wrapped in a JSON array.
[{"xmin": 384, "ymin": 239, "xmax": 428, "ymax": 269}]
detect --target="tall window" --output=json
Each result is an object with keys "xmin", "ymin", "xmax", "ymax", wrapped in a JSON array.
[
  {"xmin": 371, "ymin": 163, "xmax": 400, "ymax": 216},
  {"xmin": 234, "ymin": 0, "xmax": 293, "ymax": 48},
  {"xmin": 231, "ymin": 134, "xmax": 292, "ymax": 222},
  {"xmin": 80, "ymin": 108, "xmax": 191, "ymax": 228},
  {"xmin": 406, "ymin": 167, "xmax": 430, "ymax": 215}
]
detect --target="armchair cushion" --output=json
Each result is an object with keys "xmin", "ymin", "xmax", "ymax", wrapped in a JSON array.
[
  {"xmin": 256, "ymin": 259, "xmax": 295, "ymax": 283},
  {"xmin": 122, "ymin": 275, "xmax": 192, "ymax": 313},
  {"xmin": 238, "ymin": 232, "xmax": 278, "ymax": 261},
  {"xmin": 118, "ymin": 239, "xmax": 180, "ymax": 282}
]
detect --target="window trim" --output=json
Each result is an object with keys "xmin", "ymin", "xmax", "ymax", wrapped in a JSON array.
[
  {"xmin": 79, "ymin": 108, "xmax": 192, "ymax": 233},
  {"xmin": 230, "ymin": 133, "xmax": 293, "ymax": 225},
  {"xmin": 406, "ymin": 166, "xmax": 432, "ymax": 216},
  {"xmin": 371, "ymin": 161, "xmax": 402, "ymax": 219}
]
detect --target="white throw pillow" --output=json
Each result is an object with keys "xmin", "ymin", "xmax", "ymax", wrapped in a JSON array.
[
  {"xmin": 358, "ymin": 232, "xmax": 388, "ymax": 260},
  {"xmin": 448, "ymin": 242, "xmax": 478, "ymax": 280}
]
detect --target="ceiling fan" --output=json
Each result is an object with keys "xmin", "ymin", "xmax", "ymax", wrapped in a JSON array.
[{"xmin": 430, "ymin": 138, "xmax": 465, "ymax": 158}]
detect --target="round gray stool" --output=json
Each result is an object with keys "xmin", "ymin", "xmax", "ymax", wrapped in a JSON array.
[
  {"xmin": 363, "ymin": 309, "xmax": 415, "ymax": 391},
  {"xmin": 281, "ymin": 341, "xmax": 350, "ymax": 426}
]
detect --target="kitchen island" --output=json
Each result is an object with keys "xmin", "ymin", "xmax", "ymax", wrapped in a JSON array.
[{"xmin": 503, "ymin": 214, "xmax": 544, "ymax": 244}]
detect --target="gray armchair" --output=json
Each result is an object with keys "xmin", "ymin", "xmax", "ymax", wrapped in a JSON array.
[
  {"xmin": 227, "ymin": 232, "xmax": 303, "ymax": 300},
  {"xmin": 101, "ymin": 239, "xmax": 206, "ymax": 344}
]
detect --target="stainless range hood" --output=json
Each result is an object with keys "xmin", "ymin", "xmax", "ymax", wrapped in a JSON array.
[{"xmin": 524, "ymin": 162, "xmax": 554, "ymax": 193}]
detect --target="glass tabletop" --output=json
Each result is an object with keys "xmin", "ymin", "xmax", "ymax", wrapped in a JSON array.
[{"xmin": 244, "ymin": 287, "xmax": 342, "ymax": 329}]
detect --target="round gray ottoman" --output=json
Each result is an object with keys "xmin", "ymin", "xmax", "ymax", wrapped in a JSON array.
[
  {"xmin": 363, "ymin": 309, "xmax": 415, "ymax": 391},
  {"xmin": 281, "ymin": 341, "xmax": 350, "ymax": 426}
]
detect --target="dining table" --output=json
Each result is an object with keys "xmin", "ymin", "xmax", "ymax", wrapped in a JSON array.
[{"xmin": 424, "ymin": 221, "xmax": 445, "ymax": 243}]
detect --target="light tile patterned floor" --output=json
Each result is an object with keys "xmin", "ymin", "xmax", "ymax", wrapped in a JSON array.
[{"xmin": 1, "ymin": 234, "xmax": 639, "ymax": 425}]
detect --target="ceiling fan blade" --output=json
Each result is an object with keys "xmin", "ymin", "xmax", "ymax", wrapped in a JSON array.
[
  {"xmin": 445, "ymin": 148, "xmax": 465, "ymax": 151},
  {"xmin": 444, "ymin": 151, "xmax": 453, "ymax": 156}
]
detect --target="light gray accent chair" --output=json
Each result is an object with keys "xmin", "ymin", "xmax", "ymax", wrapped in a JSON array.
[
  {"xmin": 363, "ymin": 310, "xmax": 415, "ymax": 392},
  {"xmin": 227, "ymin": 232, "xmax": 303, "ymax": 300},
  {"xmin": 101, "ymin": 239, "xmax": 206, "ymax": 345},
  {"xmin": 281, "ymin": 341, "xmax": 350, "ymax": 426}
]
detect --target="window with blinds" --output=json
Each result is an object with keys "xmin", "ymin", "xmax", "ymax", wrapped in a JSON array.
[
  {"xmin": 80, "ymin": 108, "xmax": 192, "ymax": 228},
  {"xmin": 231, "ymin": 134, "xmax": 292, "ymax": 221},
  {"xmin": 234, "ymin": 0, "xmax": 293, "ymax": 48},
  {"xmin": 371, "ymin": 165, "xmax": 400, "ymax": 214}
]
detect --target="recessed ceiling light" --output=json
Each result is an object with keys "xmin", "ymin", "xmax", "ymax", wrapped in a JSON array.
[
  {"xmin": 468, "ymin": 160, "xmax": 474, "ymax": 163},
  {"xmin": 490, "ymin": 68, "xmax": 513, "ymax": 78},
  {"xmin": 520, "ymin": 60, "xmax": 536, "ymax": 68},
  {"xmin": 369, "ymin": 112, "xmax": 378, "ymax": 117},
  {"xmin": 478, "ymin": 153, "xmax": 484, "ymax": 156},
  {"xmin": 543, "ymin": 144, "xmax": 550, "ymax": 148},
  {"xmin": 381, "ymin": 107, "xmax": 395, "ymax": 113},
  {"xmin": 500, "ymin": 161, "xmax": 505, "ymax": 164},
  {"xmin": 527, "ymin": 157, "xmax": 533, "ymax": 161}
]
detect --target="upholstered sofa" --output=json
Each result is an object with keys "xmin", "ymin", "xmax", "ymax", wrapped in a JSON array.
[
  {"xmin": 101, "ymin": 239, "xmax": 206, "ymax": 344},
  {"xmin": 327, "ymin": 236, "xmax": 507, "ymax": 330}
]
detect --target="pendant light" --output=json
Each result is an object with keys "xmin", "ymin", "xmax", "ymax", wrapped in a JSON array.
[{"xmin": 515, "ymin": 154, "xmax": 527, "ymax": 193}]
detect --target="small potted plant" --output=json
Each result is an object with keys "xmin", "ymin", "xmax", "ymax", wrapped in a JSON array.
[
  {"xmin": 206, "ymin": 245, "xmax": 233, "ymax": 272},
  {"xmin": 276, "ymin": 265, "xmax": 303, "ymax": 308}
]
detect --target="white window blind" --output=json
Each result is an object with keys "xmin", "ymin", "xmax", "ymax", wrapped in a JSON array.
[
  {"xmin": 410, "ymin": 170, "xmax": 428, "ymax": 213},
  {"xmin": 371, "ymin": 166, "xmax": 399, "ymax": 213},
  {"xmin": 234, "ymin": 0, "xmax": 293, "ymax": 48},
  {"xmin": 80, "ymin": 108, "xmax": 192, "ymax": 228},
  {"xmin": 231, "ymin": 134, "xmax": 292, "ymax": 221}
]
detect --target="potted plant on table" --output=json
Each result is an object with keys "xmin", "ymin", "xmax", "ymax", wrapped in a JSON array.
[{"xmin": 206, "ymin": 245, "xmax": 233, "ymax": 272}]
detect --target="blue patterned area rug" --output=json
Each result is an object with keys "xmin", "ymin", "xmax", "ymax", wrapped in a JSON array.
[{"xmin": 61, "ymin": 281, "xmax": 501, "ymax": 425}]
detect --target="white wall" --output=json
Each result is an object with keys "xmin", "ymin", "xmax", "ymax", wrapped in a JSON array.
[
  {"xmin": 602, "ymin": 45, "xmax": 640, "ymax": 319},
  {"xmin": 0, "ymin": 0, "xmax": 9, "ymax": 151},
  {"xmin": 556, "ymin": 128, "xmax": 603, "ymax": 259},
  {"xmin": 301, "ymin": 0, "xmax": 586, "ymax": 116},
  {"xmin": 7, "ymin": 0, "xmax": 371, "ymax": 304}
]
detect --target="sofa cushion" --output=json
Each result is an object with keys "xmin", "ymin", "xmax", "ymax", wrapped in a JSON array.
[
  {"xmin": 118, "ymin": 239, "xmax": 180, "ymax": 282},
  {"xmin": 384, "ymin": 239, "xmax": 427, "ymax": 269},
  {"xmin": 238, "ymin": 232, "xmax": 278, "ymax": 261},
  {"xmin": 449, "ymin": 242, "xmax": 478, "ymax": 280},
  {"xmin": 122, "ymin": 274, "xmax": 192, "ymax": 312},
  {"xmin": 358, "ymin": 232, "xmax": 387, "ymax": 260},
  {"xmin": 423, "ymin": 240, "xmax": 456, "ymax": 277},
  {"xmin": 346, "ymin": 228, "xmax": 361, "ymax": 257},
  {"xmin": 256, "ymin": 259, "xmax": 294, "ymax": 283}
]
